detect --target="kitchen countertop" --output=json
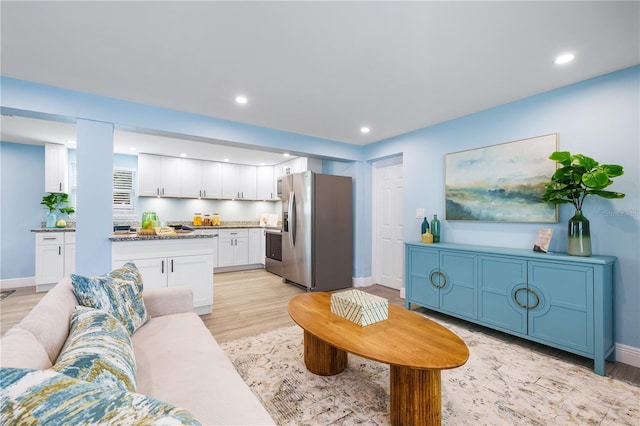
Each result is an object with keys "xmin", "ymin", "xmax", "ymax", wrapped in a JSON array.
[
  {"xmin": 109, "ymin": 231, "xmax": 217, "ymax": 242},
  {"xmin": 32, "ymin": 224, "xmax": 281, "ymax": 233}
]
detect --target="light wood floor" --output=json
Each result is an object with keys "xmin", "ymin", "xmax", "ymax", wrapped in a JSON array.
[{"xmin": 1, "ymin": 269, "xmax": 638, "ymax": 385}]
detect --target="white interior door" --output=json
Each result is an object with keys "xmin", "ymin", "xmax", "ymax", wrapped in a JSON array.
[{"xmin": 372, "ymin": 157, "xmax": 404, "ymax": 290}]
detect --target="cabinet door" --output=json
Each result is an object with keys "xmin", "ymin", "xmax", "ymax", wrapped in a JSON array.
[
  {"xmin": 405, "ymin": 246, "xmax": 439, "ymax": 308},
  {"xmin": 217, "ymin": 238, "xmax": 235, "ymax": 267},
  {"xmin": 168, "ymin": 255, "xmax": 213, "ymax": 309},
  {"xmin": 439, "ymin": 251, "xmax": 477, "ymax": 320},
  {"xmin": 138, "ymin": 154, "xmax": 162, "ymax": 197},
  {"xmin": 478, "ymin": 255, "xmax": 527, "ymax": 334},
  {"xmin": 180, "ymin": 158, "xmax": 203, "ymax": 198},
  {"xmin": 528, "ymin": 261, "xmax": 594, "ymax": 354},
  {"xmin": 239, "ymin": 165, "xmax": 257, "ymax": 199},
  {"xmin": 36, "ymin": 243, "xmax": 64, "ymax": 285},
  {"xmin": 248, "ymin": 229, "xmax": 264, "ymax": 264},
  {"xmin": 234, "ymin": 238, "xmax": 249, "ymax": 265},
  {"xmin": 256, "ymin": 166, "xmax": 275, "ymax": 200},
  {"xmin": 221, "ymin": 163, "xmax": 241, "ymax": 199},
  {"xmin": 45, "ymin": 144, "xmax": 68, "ymax": 193},
  {"xmin": 113, "ymin": 258, "xmax": 167, "ymax": 291},
  {"xmin": 160, "ymin": 156, "xmax": 181, "ymax": 197},
  {"xmin": 202, "ymin": 161, "xmax": 222, "ymax": 199}
]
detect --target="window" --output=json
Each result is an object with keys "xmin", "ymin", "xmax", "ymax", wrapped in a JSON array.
[
  {"xmin": 113, "ymin": 168, "xmax": 136, "ymax": 216},
  {"xmin": 69, "ymin": 162, "xmax": 136, "ymax": 217}
]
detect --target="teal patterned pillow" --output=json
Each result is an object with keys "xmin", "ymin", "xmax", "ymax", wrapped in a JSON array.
[
  {"xmin": 0, "ymin": 367, "xmax": 202, "ymax": 425},
  {"xmin": 71, "ymin": 263, "xmax": 149, "ymax": 335},
  {"xmin": 52, "ymin": 306, "xmax": 137, "ymax": 392},
  {"xmin": 109, "ymin": 261, "xmax": 144, "ymax": 292}
]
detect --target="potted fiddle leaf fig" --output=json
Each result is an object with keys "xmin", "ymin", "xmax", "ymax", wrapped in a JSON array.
[
  {"xmin": 541, "ymin": 151, "xmax": 625, "ymax": 256},
  {"xmin": 41, "ymin": 193, "xmax": 75, "ymax": 228}
]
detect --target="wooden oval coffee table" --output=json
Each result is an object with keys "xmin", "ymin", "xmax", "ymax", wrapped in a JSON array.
[{"xmin": 288, "ymin": 292, "xmax": 469, "ymax": 426}]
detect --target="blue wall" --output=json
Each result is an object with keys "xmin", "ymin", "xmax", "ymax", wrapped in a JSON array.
[
  {"xmin": 0, "ymin": 143, "xmax": 46, "ymax": 279},
  {"xmin": 1, "ymin": 66, "xmax": 638, "ymax": 349},
  {"xmin": 365, "ymin": 66, "xmax": 640, "ymax": 348}
]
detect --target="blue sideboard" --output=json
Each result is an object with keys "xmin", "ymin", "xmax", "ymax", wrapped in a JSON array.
[{"xmin": 404, "ymin": 242, "xmax": 616, "ymax": 375}]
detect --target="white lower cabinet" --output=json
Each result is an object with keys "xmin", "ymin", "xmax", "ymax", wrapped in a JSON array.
[
  {"xmin": 218, "ymin": 229, "xmax": 249, "ymax": 267},
  {"xmin": 35, "ymin": 232, "xmax": 75, "ymax": 292},
  {"xmin": 111, "ymin": 238, "xmax": 214, "ymax": 315}
]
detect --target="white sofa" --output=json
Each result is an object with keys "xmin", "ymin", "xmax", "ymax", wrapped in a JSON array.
[{"xmin": 0, "ymin": 277, "xmax": 275, "ymax": 425}]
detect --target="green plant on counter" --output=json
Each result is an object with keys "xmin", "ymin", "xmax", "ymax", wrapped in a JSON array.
[
  {"xmin": 541, "ymin": 151, "xmax": 625, "ymax": 209},
  {"xmin": 40, "ymin": 193, "xmax": 76, "ymax": 215}
]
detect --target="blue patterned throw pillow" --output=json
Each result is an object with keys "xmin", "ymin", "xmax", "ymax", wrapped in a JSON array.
[
  {"xmin": 52, "ymin": 306, "xmax": 137, "ymax": 392},
  {"xmin": 0, "ymin": 367, "xmax": 202, "ymax": 425},
  {"xmin": 71, "ymin": 263, "xmax": 149, "ymax": 335}
]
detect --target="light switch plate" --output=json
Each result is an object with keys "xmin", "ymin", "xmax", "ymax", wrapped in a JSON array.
[{"xmin": 416, "ymin": 208, "xmax": 425, "ymax": 218}]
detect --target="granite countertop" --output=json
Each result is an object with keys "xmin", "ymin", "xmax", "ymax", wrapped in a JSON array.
[
  {"xmin": 109, "ymin": 231, "xmax": 217, "ymax": 242},
  {"xmin": 32, "ymin": 221, "xmax": 281, "ymax": 233}
]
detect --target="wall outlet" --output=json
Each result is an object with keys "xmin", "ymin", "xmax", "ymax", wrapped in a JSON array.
[{"xmin": 416, "ymin": 208, "xmax": 425, "ymax": 218}]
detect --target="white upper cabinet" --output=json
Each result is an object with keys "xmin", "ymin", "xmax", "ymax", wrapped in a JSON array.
[
  {"xmin": 222, "ymin": 163, "xmax": 257, "ymax": 199},
  {"xmin": 256, "ymin": 166, "xmax": 276, "ymax": 200},
  {"xmin": 45, "ymin": 143, "xmax": 68, "ymax": 193},
  {"xmin": 275, "ymin": 157, "xmax": 322, "ymax": 178},
  {"xmin": 138, "ymin": 154, "xmax": 181, "ymax": 197},
  {"xmin": 180, "ymin": 158, "xmax": 204, "ymax": 198},
  {"xmin": 201, "ymin": 161, "xmax": 222, "ymax": 199}
]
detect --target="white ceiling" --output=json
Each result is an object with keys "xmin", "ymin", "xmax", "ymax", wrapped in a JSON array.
[{"xmin": 1, "ymin": 1, "xmax": 638, "ymax": 161}]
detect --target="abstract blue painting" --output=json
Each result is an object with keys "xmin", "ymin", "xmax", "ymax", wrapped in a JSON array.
[{"xmin": 445, "ymin": 134, "xmax": 558, "ymax": 222}]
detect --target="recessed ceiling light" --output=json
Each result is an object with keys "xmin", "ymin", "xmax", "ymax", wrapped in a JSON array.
[
  {"xmin": 283, "ymin": 153, "xmax": 290, "ymax": 157},
  {"xmin": 235, "ymin": 95, "xmax": 248, "ymax": 104},
  {"xmin": 223, "ymin": 158, "xmax": 230, "ymax": 162},
  {"xmin": 180, "ymin": 153, "xmax": 187, "ymax": 158},
  {"xmin": 554, "ymin": 53, "xmax": 575, "ymax": 65},
  {"xmin": 360, "ymin": 127, "xmax": 370, "ymax": 134},
  {"xmin": 129, "ymin": 146, "xmax": 136, "ymax": 152}
]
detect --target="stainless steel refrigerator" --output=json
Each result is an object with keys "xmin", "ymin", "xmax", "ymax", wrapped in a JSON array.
[{"xmin": 280, "ymin": 171, "xmax": 353, "ymax": 291}]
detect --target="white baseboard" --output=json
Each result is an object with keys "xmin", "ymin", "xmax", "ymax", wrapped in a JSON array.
[
  {"xmin": 1, "ymin": 276, "xmax": 35, "ymax": 290},
  {"xmin": 615, "ymin": 343, "xmax": 640, "ymax": 368},
  {"xmin": 400, "ymin": 287, "xmax": 406, "ymax": 299},
  {"xmin": 352, "ymin": 276, "xmax": 375, "ymax": 287}
]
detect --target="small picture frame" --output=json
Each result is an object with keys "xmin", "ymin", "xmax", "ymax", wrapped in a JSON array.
[{"xmin": 533, "ymin": 228, "xmax": 554, "ymax": 253}]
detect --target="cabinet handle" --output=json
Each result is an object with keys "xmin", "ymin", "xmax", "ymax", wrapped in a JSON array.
[
  {"xmin": 59, "ymin": 182, "xmax": 62, "ymax": 192},
  {"xmin": 156, "ymin": 188, "xmax": 160, "ymax": 196},
  {"xmin": 162, "ymin": 188, "xmax": 165, "ymax": 196},
  {"xmin": 429, "ymin": 271, "xmax": 446, "ymax": 289},
  {"xmin": 161, "ymin": 260, "xmax": 164, "ymax": 274},
  {"xmin": 43, "ymin": 237, "xmax": 57, "ymax": 240},
  {"xmin": 203, "ymin": 190, "xmax": 206, "ymax": 198},
  {"xmin": 199, "ymin": 190, "xmax": 202, "ymax": 198},
  {"xmin": 171, "ymin": 259, "xmax": 174, "ymax": 273},
  {"xmin": 59, "ymin": 246, "xmax": 61, "ymax": 255},
  {"xmin": 514, "ymin": 288, "xmax": 528, "ymax": 308},
  {"xmin": 514, "ymin": 288, "xmax": 540, "ymax": 310}
]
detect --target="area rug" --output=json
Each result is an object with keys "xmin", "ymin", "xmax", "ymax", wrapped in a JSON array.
[
  {"xmin": 220, "ymin": 320, "xmax": 639, "ymax": 425},
  {"xmin": 0, "ymin": 290, "xmax": 15, "ymax": 301}
]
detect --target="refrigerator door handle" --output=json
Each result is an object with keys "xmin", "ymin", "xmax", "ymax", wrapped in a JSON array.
[{"xmin": 288, "ymin": 191, "xmax": 296, "ymax": 248}]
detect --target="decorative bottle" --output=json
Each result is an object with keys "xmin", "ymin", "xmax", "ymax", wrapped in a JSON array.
[
  {"xmin": 430, "ymin": 215, "xmax": 441, "ymax": 243},
  {"xmin": 421, "ymin": 217, "xmax": 429, "ymax": 235}
]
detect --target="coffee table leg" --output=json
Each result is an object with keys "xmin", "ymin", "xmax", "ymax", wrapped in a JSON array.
[
  {"xmin": 390, "ymin": 365, "xmax": 441, "ymax": 426},
  {"xmin": 303, "ymin": 330, "xmax": 347, "ymax": 376}
]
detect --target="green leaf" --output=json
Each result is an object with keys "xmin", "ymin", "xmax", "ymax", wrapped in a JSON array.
[
  {"xmin": 582, "ymin": 171, "xmax": 610, "ymax": 188},
  {"xmin": 601, "ymin": 164, "xmax": 624, "ymax": 177},
  {"xmin": 572, "ymin": 154, "xmax": 598, "ymax": 170},
  {"xmin": 587, "ymin": 190, "xmax": 626, "ymax": 199},
  {"xmin": 549, "ymin": 151, "xmax": 571, "ymax": 165}
]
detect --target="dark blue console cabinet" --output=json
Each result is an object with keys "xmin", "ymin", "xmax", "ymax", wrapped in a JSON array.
[{"xmin": 405, "ymin": 242, "xmax": 616, "ymax": 375}]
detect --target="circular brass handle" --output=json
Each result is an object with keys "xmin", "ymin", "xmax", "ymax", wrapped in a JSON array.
[
  {"xmin": 514, "ymin": 287, "xmax": 541, "ymax": 310},
  {"xmin": 514, "ymin": 288, "xmax": 528, "ymax": 308},
  {"xmin": 429, "ymin": 271, "xmax": 447, "ymax": 289}
]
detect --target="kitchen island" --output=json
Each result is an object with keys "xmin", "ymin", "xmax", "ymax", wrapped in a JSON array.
[{"xmin": 111, "ymin": 232, "xmax": 216, "ymax": 314}]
